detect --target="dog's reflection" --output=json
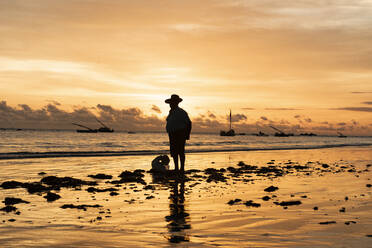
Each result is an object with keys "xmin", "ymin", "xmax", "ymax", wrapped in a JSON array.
[{"xmin": 165, "ymin": 179, "xmax": 191, "ymax": 243}]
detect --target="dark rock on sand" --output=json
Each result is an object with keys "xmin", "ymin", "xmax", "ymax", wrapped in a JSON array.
[
  {"xmin": 143, "ymin": 185, "xmax": 155, "ymax": 190},
  {"xmin": 264, "ymin": 186, "xmax": 279, "ymax": 192},
  {"xmin": 274, "ymin": 200, "xmax": 302, "ymax": 206},
  {"xmin": 24, "ymin": 182, "xmax": 51, "ymax": 194},
  {"xmin": 60, "ymin": 204, "xmax": 102, "ymax": 211},
  {"xmin": 204, "ymin": 168, "xmax": 219, "ymax": 174},
  {"xmin": 109, "ymin": 192, "xmax": 119, "ymax": 196},
  {"xmin": 185, "ymin": 169, "xmax": 202, "ymax": 174},
  {"xmin": 205, "ymin": 168, "xmax": 227, "ymax": 183},
  {"xmin": 339, "ymin": 207, "xmax": 346, "ymax": 212},
  {"xmin": 227, "ymin": 199, "xmax": 242, "ymax": 205},
  {"xmin": 0, "ymin": 180, "xmax": 24, "ymax": 189},
  {"xmin": 262, "ymin": 196, "xmax": 271, "ymax": 201},
  {"xmin": 206, "ymin": 172, "xmax": 227, "ymax": 183},
  {"xmin": 256, "ymin": 166, "xmax": 284, "ymax": 177},
  {"xmin": 116, "ymin": 170, "xmax": 145, "ymax": 184},
  {"xmin": 0, "ymin": 206, "xmax": 18, "ymax": 213},
  {"xmin": 313, "ymin": 206, "xmax": 319, "ymax": 210},
  {"xmin": 0, "ymin": 181, "xmax": 52, "ymax": 194},
  {"xmin": 44, "ymin": 192, "xmax": 61, "ymax": 202},
  {"xmin": 88, "ymin": 174, "xmax": 113, "ymax": 180},
  {"xmin": 86, "ymin": 187, "xmax": 118, "ymax": 193},
  {"xmin": 238, "ymin": 161, "xmax": 246, "ymax": 166},
  {"xmin": 344, "ymin": 221, "xmax": 356, "ymax": 225},
  {"xmin": 244, "ymin": 200, "xmax": 261, "ymax": 207},
  {"xmin": 41, "ymin": 176, "xmax": 97, "ymax": 188},
  {"xmin": 319, "ymin": 221, "xmax": 336, "ymax": 225},
  {"xmin": 366, "ymin": 184, "xmax": 372, "ymax": 188},
  {"xmin": 38, "ymin": 172, "xmax": 47, "ymax": 175},
  {"xmin": 3, "ymin": 197, "xmax": 30, "ymax": 205}
]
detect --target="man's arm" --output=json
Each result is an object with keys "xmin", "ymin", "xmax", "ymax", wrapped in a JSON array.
[{"xmin": 186, "ymin": 114, "xmax": 192, "ymax": 140}]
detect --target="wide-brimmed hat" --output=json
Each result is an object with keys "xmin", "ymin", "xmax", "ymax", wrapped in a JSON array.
[{"xmin": 165, "ymin": 94, "xmax": 183, "ymax": 104}]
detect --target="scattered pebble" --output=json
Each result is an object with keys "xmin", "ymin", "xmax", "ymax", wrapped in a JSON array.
[
  {"xmin": 60, "ymin": 204, "xmax": 102, "ymax": 211},
  {"xmin": 227, "ymin": 199, "xmax": 242, "ymax": 205},
  {"xmin": 3, "ymin": 197, "xmax": 29, "ymax": 205},
  {"xmin": 244, "ymin": 200, "xmax": 261, "ymax": 207},
  {"xmin": 319, "ymin": 221, "xmax": 336, "ymax": 225},
  {"xmin": 345, "ymin": 221, "xmax": 356, "ymax": 225},
  {"xmin": 274, "ymin": 200, "xmax": 302, "ymax": 206},
  {"xmin": 88, "ymin": 174, "xmax": 113, "ymax": 180},
  {"xmin": 0, "ymin": 206, "xmax": 18, "ymax": 213},
  {"xmin": 44, "ymin": 192, "xmax": 61, "ymax": 202},
  {"xmin": 264, "ymin": 186, "xmax": 279, "ymax": 192}
]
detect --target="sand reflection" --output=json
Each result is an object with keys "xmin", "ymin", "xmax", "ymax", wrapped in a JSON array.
[{"xmin": 165, "ymin": 179, "xmax": 191, "ymax": 243}]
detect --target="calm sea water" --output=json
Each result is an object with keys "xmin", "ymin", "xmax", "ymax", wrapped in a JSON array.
[{"xmin": 1, "ymin": 130, "xmax": 372, "ymax": 159}]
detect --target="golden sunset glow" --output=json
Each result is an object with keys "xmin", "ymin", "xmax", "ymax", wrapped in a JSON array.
[{"xmin": 1, "ymin": 0, "xmax": 372, "ymax": 135}]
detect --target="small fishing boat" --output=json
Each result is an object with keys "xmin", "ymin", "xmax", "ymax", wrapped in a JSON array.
[
  {"xmin": 337, "ymin": 132, "xmax": 347, "ymax": 138},
  {"xmin": 95, "ymin": 118, "xmax": 114, "ymax": 132},
  {"xmin": 269, "ymin": 125, "xmax": 293, "ymax": 137},
  {"xmin": 72, "ymin": 118, "xmax": 114, "ymax": 133},
  {"xmin": 254, "ymin": 131, "xmax": 269, "ymax": 136},
  {"xmin": 72, "ymin": 123, "xmax": 98, "ymax": 133}
]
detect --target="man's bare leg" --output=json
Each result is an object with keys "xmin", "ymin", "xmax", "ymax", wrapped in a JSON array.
[
  {"xmin": 180, "ymin": 153, "xmax": 185, "ymax": 173},
  {"xmin": 173, "ymin": 156, "xmax": 179, "ymax": 172}
]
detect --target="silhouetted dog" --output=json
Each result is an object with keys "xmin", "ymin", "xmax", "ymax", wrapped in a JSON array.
[{"xmin": 151, "ymin": 155, "xmax": 170, "ymax": 173}]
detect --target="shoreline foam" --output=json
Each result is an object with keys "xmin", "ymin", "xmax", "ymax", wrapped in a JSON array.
[{"xmin": 1, "ymin": 143, "xmax": 372, "ymax": 160}]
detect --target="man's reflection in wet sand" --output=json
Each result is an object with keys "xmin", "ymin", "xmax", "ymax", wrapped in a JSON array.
[{"xmin": 165, "ymin": 179, "xmax": 191, "ymax": 243}]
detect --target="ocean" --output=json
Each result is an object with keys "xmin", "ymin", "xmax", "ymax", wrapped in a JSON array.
[{"xmin": 1, "ymin": 129, "xmax": 372, "ymax": 160}]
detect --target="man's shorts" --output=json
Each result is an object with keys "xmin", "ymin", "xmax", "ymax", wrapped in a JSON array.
[{"xmin": 168, "ymin": 129, "xmax": 187, "ymax": 157}]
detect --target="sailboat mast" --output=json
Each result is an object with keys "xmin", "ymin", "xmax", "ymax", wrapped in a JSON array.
[{"xmin": 229, "ymin": 110, "xmax": 232, "ymax": 130}]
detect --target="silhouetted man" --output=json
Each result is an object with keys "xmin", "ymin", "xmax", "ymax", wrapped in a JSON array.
[{"xmin": 165, "ymin": 94, "xmax": 192, "ymax": 174}]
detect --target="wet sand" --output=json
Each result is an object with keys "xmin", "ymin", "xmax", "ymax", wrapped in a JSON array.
[{"xmin": 0, "ymin": 146, "xmax": 371, "ymax": 247}]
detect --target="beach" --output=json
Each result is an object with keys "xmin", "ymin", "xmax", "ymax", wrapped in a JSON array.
[{"xmin": 0, "ymin": 146, "xmax": 371, "ymax": 247}]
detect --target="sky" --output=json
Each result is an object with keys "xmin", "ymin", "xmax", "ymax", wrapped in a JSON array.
[{"xmin": 1, "ymin": 0, "xmax": 372, "ymax": 135}]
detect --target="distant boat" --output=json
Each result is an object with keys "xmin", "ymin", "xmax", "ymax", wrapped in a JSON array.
[
  {"xmin": 95, "ymin": 118, "xmax": 114, "ymax": 133},
  {"xmin": 220, "ymin": 110, "xmax": 235, "ymax": 136},
  {"xmin": 337, "ymin": 132, "xmax": 347, "ymax": 138},
  {"xmin": 72, "ymin": 118, "xmax": 114, "ymax": 133},
  {"xmin": 254, "ymin": 131, "xmax": 269, "ymax": 137},
  {"xmin": 72, "ymin": 123, "xmax": 98, "ymax": 133},
  {"xmin": 269, "ymin": 125, "xmax": 293, "ymax": 137},
  {"xmin": 300, "ymin": 132, "xmax": 317, "ymax": 136}
]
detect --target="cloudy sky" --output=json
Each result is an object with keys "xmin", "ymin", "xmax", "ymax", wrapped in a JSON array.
[{"xmin": 1, "ymin": 0, "xmax": 372, "ymax": 135}]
